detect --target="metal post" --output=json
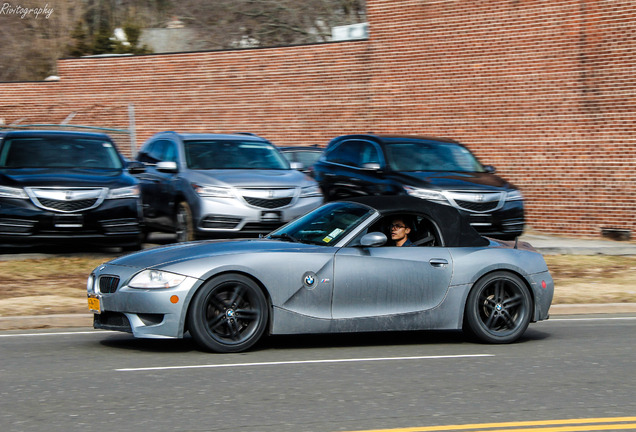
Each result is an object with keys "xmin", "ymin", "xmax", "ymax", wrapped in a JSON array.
[{"xmin": 128, "ymin": 103, "xmax": 137, "ymax": 155}]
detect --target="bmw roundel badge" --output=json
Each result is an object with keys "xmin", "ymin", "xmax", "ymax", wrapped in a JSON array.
[{"xmin": 303, "ymin": 272, "xmax": 317, "ymax": 288}]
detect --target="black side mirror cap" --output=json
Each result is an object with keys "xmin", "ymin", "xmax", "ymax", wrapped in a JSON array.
[{"xmin": 127, "ymin": 160, "xmax": 146, "ymax": 174}]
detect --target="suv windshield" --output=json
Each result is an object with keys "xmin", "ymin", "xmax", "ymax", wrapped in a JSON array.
[
  {"xmin": 0, "ymin": 137, "xmax": 123, "ymax": 169},
  {"xmin": 268, "ymin": 201, "xmax": 374, "ymax": 246},
  {"xmin": 385, "ymin": 141, "xmax": 485, "ymax": 173},
  {"xmin": 184, "ymin": 139, "xmax": 290, "ymax": 170}
]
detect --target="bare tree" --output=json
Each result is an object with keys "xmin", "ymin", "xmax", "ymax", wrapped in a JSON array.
[
  {"xmin": 0, "ymin": 0, "xmax": 366, "ymax": 82},
  {"xmin": 176, "ymin": 0, "xmax": 366, "ymax": 49}
]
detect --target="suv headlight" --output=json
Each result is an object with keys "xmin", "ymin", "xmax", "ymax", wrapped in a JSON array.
[
  {"xmin": 107, "ymin": 185, "xmax": 140, "ymax": 199},
  {"xmin": 300, "ymin": 185, "xmax": 322, "ymax": 198},
  {"xmin": 192, "ymin": 184, "xmax": 234, "ymax": 198},
  {"xmin": 129, "ymin": 270, "xmax": 186, "ymax": 289},
  {"xmin": 0, "ymin": 185, "xmax": 28, "ymax": 199},
  {"xmin": 506, "ymin": 190, "xmax": 523, "ymax": 201},
  {"xmin": 404, "ymin": 186, "xmax": 449, "ymax": 204}
]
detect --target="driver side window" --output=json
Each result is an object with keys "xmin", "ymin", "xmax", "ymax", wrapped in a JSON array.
[{"xmin": 363, "ymin": 213, "xmax": 441, "ymax": 247}]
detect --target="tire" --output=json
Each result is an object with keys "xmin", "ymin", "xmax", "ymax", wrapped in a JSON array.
[
  {"xmin": 187, "ymin": 274, "xmax": 269, "ymax": 353},
  {"xmin": 463, "ymin": 271, "xmax": 532, "ymax": 344},
  {"xmin": 175, "ymin": 201, "xmax": 195, "ymax": 242}
]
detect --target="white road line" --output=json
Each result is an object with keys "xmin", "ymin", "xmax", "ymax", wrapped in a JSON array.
[
  {"xmin": 546, "ymin": 317, "xmax": 636, "ymax": 322},
  {"xmin": 0, "ymin": 330, "xmax": 115, "ymax": 338},
  {"xmin": 115, "ymin": 354, "xmax": 494, "ymax": 372}
]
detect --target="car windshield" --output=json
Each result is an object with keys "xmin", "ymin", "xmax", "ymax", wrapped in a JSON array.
[
  {"xmin": 0, "ymin": 137, "xmax": 123, "ymax": 169},
  {"xmin": 384, "ymin": 141, "xmax": 485, "ymax": 172},
  {"xmin": 268, "ymin": 201, "xmax": 374, "ymax": 246},
  {"xmin": 184, "ymin": 139, "xmax": 290, "ymax": 170}
]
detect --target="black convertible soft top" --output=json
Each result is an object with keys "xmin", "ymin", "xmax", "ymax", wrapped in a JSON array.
[{"xmin": 344, "ymin": 195, "xmax": 490, "ymax": 248}]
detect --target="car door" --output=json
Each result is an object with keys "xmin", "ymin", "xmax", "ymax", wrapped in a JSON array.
[
  {"xmin": 331, "ymin": 246, "xmax": 453, "ymax": 319},
  {"xmin": 135, "ymin": 139, "xmax": 180, "ymax": 230}
]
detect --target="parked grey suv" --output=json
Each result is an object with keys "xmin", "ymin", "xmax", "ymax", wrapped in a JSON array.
[{"xmin": 135, "ymin": 131, "xmax": 324, "ymax": 241}]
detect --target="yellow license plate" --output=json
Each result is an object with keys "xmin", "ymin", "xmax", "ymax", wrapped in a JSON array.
[{"xmin": 87, "ymin": 295, "xmax": 101, "ymax": 314}]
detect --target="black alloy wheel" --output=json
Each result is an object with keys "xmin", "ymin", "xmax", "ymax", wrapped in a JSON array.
[
  {"xmin": 188, "ymin": 274, "xmax": 269, "ymax": 353},
  {"xmin": 463, "ymin": 271, "xmax": 533, "ymax": 344}
]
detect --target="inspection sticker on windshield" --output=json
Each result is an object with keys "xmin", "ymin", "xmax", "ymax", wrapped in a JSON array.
[{"xmin": 323, "ymin": 228, "xmax": 344, "ymax": 243}]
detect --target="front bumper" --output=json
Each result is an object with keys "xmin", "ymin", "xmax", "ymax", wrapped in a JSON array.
[
  {"xmin": 458, "ymin": 200, "xmax": 525, "ymax": 240},
  {"xmin": 88, "ymin": 264, "xmax": 201, "ymax": 339},
  {"xmin": 192, "ymin": 195, "xmax": 324, "ymax": 236},
  {"xmin": 0, "ymin": 197, "xmax": 143, "ymax": 245}
]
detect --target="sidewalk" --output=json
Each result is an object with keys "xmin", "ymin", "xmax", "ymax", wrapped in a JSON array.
[
  {"xmin": 519, "ymin": 233, "xmax": 636, "ymax": 256},
  {"xmin": 1, "ymin": 232, "xmax": 635, "ymax": 331}
]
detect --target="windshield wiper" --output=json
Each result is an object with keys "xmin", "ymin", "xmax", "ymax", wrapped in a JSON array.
[{"xmin": 269, "ymin": 233, "xmax": 301, "ymax": 243}]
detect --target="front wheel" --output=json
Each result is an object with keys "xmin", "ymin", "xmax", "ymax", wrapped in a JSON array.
[
  {"xmin": 187, "ymin": 274, "xmax": 269, "ymax": 353},
  {"xmin": 175, "ymin": 201, "xmax": 195, "ymax": 242},
  {"xmin": 463, "ymin": 271, "xmax": 532, "ymax": 344}
]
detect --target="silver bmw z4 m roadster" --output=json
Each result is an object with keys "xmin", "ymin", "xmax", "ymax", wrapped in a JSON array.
[{"xmin": 87, "ymin": 196, "xmax": 553, "ymax": 353}]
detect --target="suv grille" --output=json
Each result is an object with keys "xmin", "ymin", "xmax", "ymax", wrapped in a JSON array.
[
  {"xmin": 26, "ymin": 187, "xmax": 106, "ymax": 213},
  {"xmin": 99, "ymin": 276, "xmax": 120, "ymax": 293},
  {"xmin": 36, "ymin": 198, "xmax": 99, "ymax": 212},
  {"xmin": 243, "ymin": 197, "xmax": 292, "ymax": 209},
  {"xmin": 454, "ymin": 200, "xmax": 499, "ymax": 212}
]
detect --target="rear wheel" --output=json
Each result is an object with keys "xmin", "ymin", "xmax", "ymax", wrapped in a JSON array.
[
  {"xmin": 175, "ymin": 201, "xmax": 194, "ymax": 242},
  {"xmin": 463, "ymin": 271, "xmax": 532, "ymax": 344},
  {"xmin": 188, "ymin": 274, "xmax": 269, "ymax": 353}
]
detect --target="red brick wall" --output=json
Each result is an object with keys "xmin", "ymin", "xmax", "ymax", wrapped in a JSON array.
[{"xmin": 0, "ymin": 0, "xmax": 634, "ymax": 238}]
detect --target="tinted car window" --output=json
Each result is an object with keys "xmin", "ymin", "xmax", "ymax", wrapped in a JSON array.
[
  {"xmin": 326, "ymin": 140, "xmax": 381, "ymax": 168},
  {"xmin": 0, "ymin": 137, "xmax": 123, "ymax": 169},
  {"xmin": 289, "ymin": 150, "xmax": 321, "ymax": 167},
  {"xmin": 384, "ymin": 141, "xmax": 484, "ymax": 172},
  {"xmin": 142, "ymin": 139, "xmax": 178, "ymax": 163},
  {"xmin": 184, "ymin": 140, "xmax": 289, "ymax": 170}
]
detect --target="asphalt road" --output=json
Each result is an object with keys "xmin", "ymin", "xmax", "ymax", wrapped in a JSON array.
[{"xmin": 1, "ymin": 314, "xmax": 635, "ymax": 432}]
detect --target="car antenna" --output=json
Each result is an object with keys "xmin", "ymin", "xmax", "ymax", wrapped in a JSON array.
[{"xmin": 514, "ymin": 237, "xmax": 519, "ymax": 249}]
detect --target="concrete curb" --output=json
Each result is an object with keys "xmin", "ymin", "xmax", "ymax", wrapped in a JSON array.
[{"xmin": 2, "ymin": 304, "xmax": 636, "ymax": 331}]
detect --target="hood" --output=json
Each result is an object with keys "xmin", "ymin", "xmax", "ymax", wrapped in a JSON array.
[
  {"xmin": 0, "ymin": 168, "xmax": 135, "ymax": 188},
  {"xmin": 186, "ymin": 169, "xmax": 315, "ymax": 188},
  {"xmin": 389, "ymin": 171, "xmax": 515, "ymax": 192},
  {"xmin": 108, "ymin": 238, "xmax": 321, "ymax": 269}
]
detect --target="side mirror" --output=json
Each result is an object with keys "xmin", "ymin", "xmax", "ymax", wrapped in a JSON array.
[
  {"xmin": 290, "ymin": 161, "xmax": 304, "ymax": 170},
  {"xmin": 483, "ymin": 165, "xmax": 496, "ymax": 174},
  {"xmin": 156, "ymin": 161, "xmax": 178, "ymax": 173},
  {"xmin": 360, "ymin": 232, "xmax": 387, "ymax": 247},
  {"xmin": 127, "ymin": 160, "xmax": 146, "ymax": 174}
]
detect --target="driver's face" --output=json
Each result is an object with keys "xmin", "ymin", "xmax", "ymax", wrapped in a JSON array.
[{"xmin": 390, "ymin": 219, "xmax": 411, "ymax": 243}]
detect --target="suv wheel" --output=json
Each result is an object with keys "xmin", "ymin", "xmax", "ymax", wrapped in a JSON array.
[{"xmin": 175, "ymin": 202, "xmax": 195, "ymax": 242}]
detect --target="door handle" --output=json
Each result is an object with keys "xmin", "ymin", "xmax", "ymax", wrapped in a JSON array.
[{"xmin": 429, "ymin": 258, "xmax": 448, "ymax": 267}]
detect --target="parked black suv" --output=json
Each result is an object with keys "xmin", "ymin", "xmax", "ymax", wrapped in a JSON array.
[
  {"xmin": 313, "ymin": 134, "xmax": 524, "ymax": 239},
  {"xmin": 0, "ymin": 130, "xmax": 145, "ymax": 248}
]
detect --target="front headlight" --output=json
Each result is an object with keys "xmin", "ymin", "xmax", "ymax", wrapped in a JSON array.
[
  {"xmin": 107, "ymin": 185, "xmax": 140, "ymax": 199},
  {"xmin": 192, "ymin": 184, "xmax": 234, "ymax": 198},
  {"xmin": 404, "ymin": 186, "xmax": 449, "ymax": 203},
  {"xmin": 506, "ymin": 190, "xmax": 523, "ymax": 201},
  {"xmin": 128, "ymin": 270, "xmax": 186, "ymax": 289},
  {"xmin": 0, "ymin": 185, "xmax": 28, "ymax": 199},
  {"xmin": 300, "ymin": 185, "xmax": 322, "ymax": 198},
  {"xmin": 86, "ymin": 274, "xmax": 95, "ymax": 293}
]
